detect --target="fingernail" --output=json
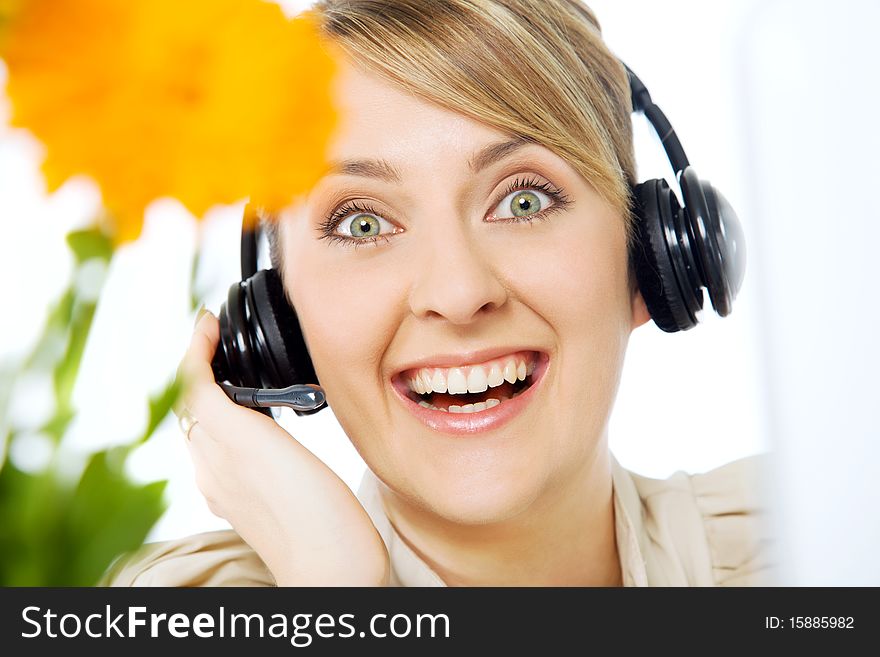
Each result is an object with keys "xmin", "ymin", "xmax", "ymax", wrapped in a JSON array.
[{"xmin": 194, "ymin": 304, "xmax": 207, "ymax": 328}]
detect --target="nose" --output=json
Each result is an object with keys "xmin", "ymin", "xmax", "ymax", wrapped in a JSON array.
[{"xmin": 408, "ymin": 223, "xmax": 509, "ymax": 325}]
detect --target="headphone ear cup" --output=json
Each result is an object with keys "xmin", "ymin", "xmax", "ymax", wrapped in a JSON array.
[
  {"xmin": 246, "ymin": 268, "xmax": 319, "ymax": 389},
  {"xmin": 213, "ymin": 280, "xmax": 264, "ymax": 389},
  {"xmin": 210, "ymin": 270, "xmax": 319, "ymax": 418},
  {"xmin": 630, "ymin": 179, "xmax": 702, "ymax": 332},
  {"xmin": 678, "ymin": 168, "xmax": 746, "ymax": 317}
]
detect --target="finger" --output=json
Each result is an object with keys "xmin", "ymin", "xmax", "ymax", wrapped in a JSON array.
[
  {"xmin": 173, "ymin": 309, "xmax": 217, "ymax": 416},
  {"xmin": 183, "ymin": 427, "xmax": 227, "ymax": 517},
  {"xmin": 175, "ymin": 311, "xmax": 229, "ymax": 420},
  {"xmin": 175, "ymin": 310, "xmax": 284, "ymax": 443},
  {"xmin": 180, "ymin": 310, "xmax": 220, "ymax": 387}
]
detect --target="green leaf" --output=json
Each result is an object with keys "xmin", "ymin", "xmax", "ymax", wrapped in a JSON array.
[
  {"xmin": 0, "ymin": 223, "xmax": 171, "ymax": 587},
  {"xmin": 0, "ymin": 367, "xmax": 15, "ymax": 459},
  {"xmin": 66, "ymin": 227, "xmax": 114, "ymax": 265},
  {"xmin": 0, "ymin": 459, "xmax": 69, "ymax": 586},
  {"xmin": 189, "ymin": 246, "xmax": 204, "ymax": 311},
  {"xmin": 52, "ymin": 300, "xmax": 96, "ymax": 411},
  {"xmin": 22, "ymin": 285, "xmax": 75, "ymax": 372},
  {"xmin": 0, "ymin": 222, "xmax": 179, "ymax": 587},
  {"xmin": 0, "ymin": 441, "xmax": 170, "ymax": 586},
  {"xmin": 55, "ymin": 448, "xmax": 167, "ymax": 586},
  {"xmin": 136, "ymin": 376, "xmax": 183, "ymax": 445},
  {"xmin": 38, "ymin": 405, "xmax": 76, "ymax": 444}
]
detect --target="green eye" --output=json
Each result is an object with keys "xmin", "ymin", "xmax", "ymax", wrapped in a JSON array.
[
  {"xmin": 509, "ymin": 190, "xmax": 542, "ymax": 217},
  {"xmin": 348, "ymin": 214, "xmax": 381, "ymax": 237},
  {"xmin": 490, "ymin": 177, "xmax": 570, "ymax": 224}
]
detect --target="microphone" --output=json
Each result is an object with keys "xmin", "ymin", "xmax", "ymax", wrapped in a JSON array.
[{"xmin": 219, "ymin": 382, "xmax": 326, "ymax": 413}]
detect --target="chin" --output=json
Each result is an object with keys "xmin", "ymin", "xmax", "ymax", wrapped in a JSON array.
[{"xmin": 411, "ymin": 464, "xmax": 548, "ymax": 527}]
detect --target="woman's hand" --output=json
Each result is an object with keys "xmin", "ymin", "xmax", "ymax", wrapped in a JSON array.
[{"xmin": 174, "ymin": 310, "xmax": 390, "ymax": 586}]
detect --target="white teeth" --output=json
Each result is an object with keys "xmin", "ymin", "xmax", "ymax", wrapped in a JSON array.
[
  {"xmin": 406, "ymin": 353, "xmax": 538, "ymax": 394},
  {"xmin": 503, "ymin": 358, "xmax": 518, "ymax": 384},
  {"xmin": 446, "ymin": 368, "xmax": 468, "ymax": 394},
  {"xmin": 420, "ymin": 398, "xmax": 502, "ymax": 413},
  {"xmin": 431, "ymin": 369, "xmax": 447, "ymax": 393},
  {"xmin": 466, "ymin": 367, "xmax": 488, "ymax": 393},
  {"xmin": 487, "ymin": 364, "xmax": 504, "ymax": 387}
]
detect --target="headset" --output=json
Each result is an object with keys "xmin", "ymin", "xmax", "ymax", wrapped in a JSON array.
[{"xmin": 210, "ymin": 61, "xmax": 746, "ymax": 416}]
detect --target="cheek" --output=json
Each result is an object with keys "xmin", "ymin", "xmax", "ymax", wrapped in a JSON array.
[
  {"xmin": 294, "ymin": 267, "xmax": 400, "ymax": 383},
  {"xmin": 282, "ymin": 236, "xmax": 406, "ymax": 440},
  {"xmin": 504, "ymin": 212, "xmax": 632, "ymax": 447},
  {"xmin": 504, "ymin": 212, "xmax": 632, "ymax": 341}
]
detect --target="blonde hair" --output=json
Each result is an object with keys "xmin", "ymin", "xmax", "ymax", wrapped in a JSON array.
[{"xmin": 265, "ymin": 0, "xmax": 637, "ymax": 268}]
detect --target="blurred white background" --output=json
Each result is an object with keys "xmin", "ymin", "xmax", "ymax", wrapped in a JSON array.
[{"xmin": 1, "ymin": 0, "xmax": 877, "ymax": 585}]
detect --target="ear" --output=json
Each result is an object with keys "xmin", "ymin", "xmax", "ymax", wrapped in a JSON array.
[{"xmin": 630, "ymin": 287, "xmax": 652, "ymax": 330}]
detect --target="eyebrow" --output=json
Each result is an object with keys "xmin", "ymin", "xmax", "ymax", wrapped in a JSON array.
[{"xmin": 325, "ymin": 137, "xmax": 532, "ymax": 185}]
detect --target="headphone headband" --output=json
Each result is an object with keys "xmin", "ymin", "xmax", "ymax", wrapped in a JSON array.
[
  {"xmin": 623, "ymin": 63, "xmax": 690, "ymax": 173},
  {"xmin": 241, "ymin": 203, "xmax": 260, "ymax": 280}
]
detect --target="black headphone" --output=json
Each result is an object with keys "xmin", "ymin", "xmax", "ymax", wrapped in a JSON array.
[{"xmin": 210, "ymin": 62, "xmax": 746, "ymax": 416}]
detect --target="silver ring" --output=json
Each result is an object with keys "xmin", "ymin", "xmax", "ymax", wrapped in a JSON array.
[{"xmin": 177, "ymin": 408, "xmax": 199, "ymax": 441}]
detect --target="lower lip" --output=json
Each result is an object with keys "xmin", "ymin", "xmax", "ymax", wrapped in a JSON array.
[{"xmin": 391, "ymin": 353, "xmax": 550, "ymax": 435}]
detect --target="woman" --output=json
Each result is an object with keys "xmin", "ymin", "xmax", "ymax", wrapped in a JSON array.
[{"xmin": 104, "ymin": 0, "xmax": 774, "ymax": 587}]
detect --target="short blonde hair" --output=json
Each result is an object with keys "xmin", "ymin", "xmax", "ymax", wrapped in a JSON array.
[{"xmin": 266, "ymin": 0, "xmax": 636, "ymax": 268}]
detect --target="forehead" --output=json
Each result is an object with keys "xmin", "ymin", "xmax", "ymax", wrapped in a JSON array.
[{"xmin": 327, "ymin": 58, "xmax": 513, "ymax": 168}]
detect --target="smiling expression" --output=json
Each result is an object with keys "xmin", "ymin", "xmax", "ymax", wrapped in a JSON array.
[{"xmin": 277, "ymin": 58, "xmax": 649, "ymax": 524}]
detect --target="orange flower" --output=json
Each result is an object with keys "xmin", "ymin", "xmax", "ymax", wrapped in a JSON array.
[
  {"xmin": 1, "ymin": 0, "xmax": 340, "ymax": 243},
  {"xmin": 0, "ymin": 1, "xmax": 23, "ymax": 48}
]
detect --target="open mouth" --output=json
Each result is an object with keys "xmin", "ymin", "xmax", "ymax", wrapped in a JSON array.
[{"xmin": 396, "ymin": 350, "xmax": 540, "ymax": 414}]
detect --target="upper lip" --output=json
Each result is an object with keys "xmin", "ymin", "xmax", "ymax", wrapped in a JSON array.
[{"xmin": 391, "ymin": 346, "xmax": 546, "ymax": 378}]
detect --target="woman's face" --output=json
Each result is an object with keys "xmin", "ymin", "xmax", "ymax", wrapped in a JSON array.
[{"xmin": 279, "ymin": 59, "xmax": 649, "ymax": 524}]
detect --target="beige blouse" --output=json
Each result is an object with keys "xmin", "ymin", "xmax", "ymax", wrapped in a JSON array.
[{"xmin": 100, "ymin": 453, "xmax": 777, "ymax": 587}]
